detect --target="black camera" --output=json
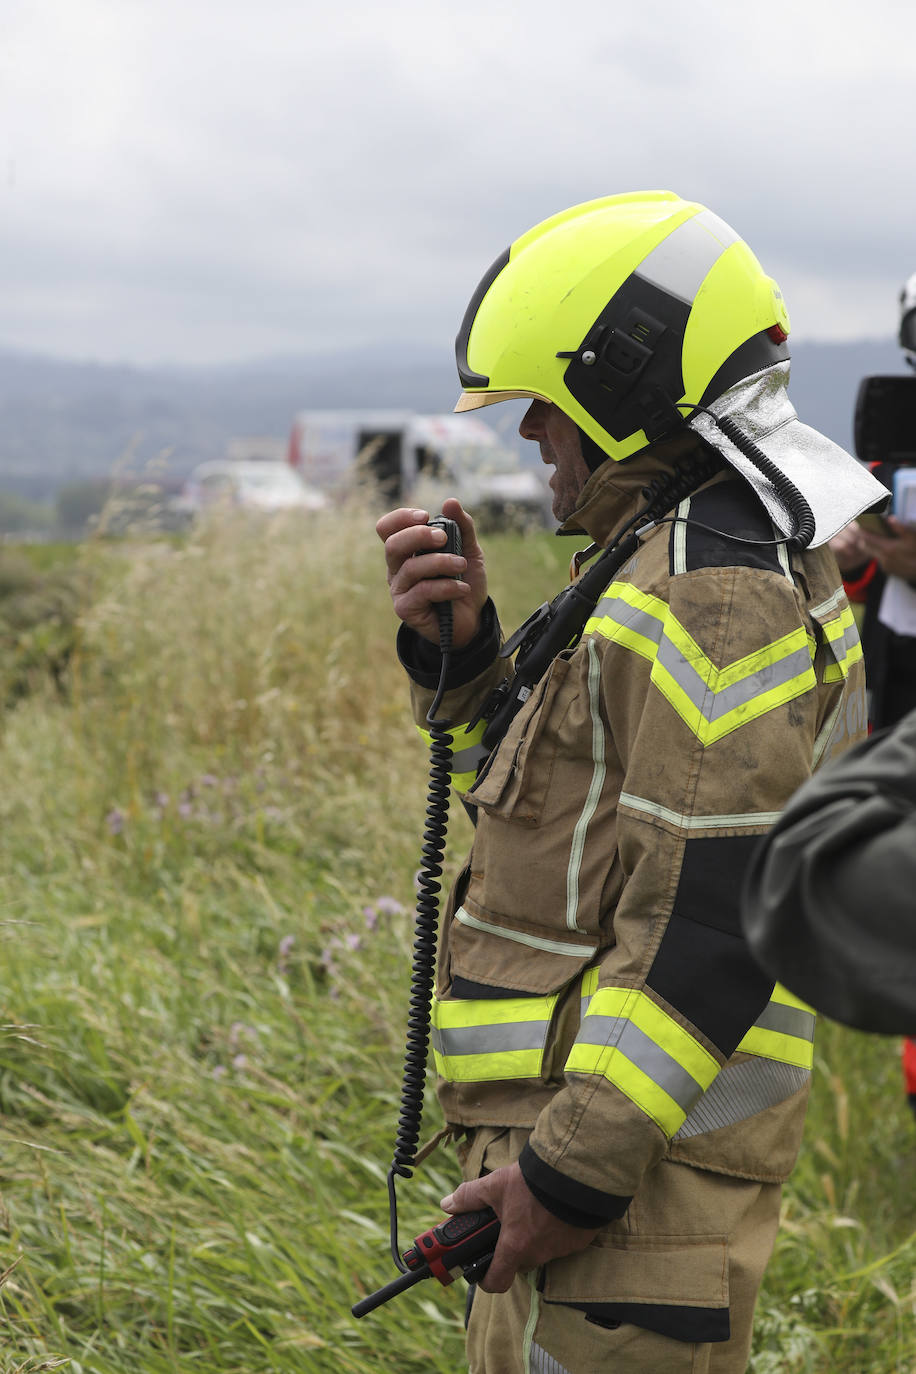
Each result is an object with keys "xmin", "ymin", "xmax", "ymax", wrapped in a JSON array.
[{"xmin": 854, "ymin": 375, "xmax": 916, "ymax": 465}]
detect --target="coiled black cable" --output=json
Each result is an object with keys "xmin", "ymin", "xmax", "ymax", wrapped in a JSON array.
[
  {"xmin": 711, "ymin": 413, "xmax": 815, "ymax": 547},
  {"xmin": 639, "ymin": 445, "xmax": 725, "ymax": 518},
  {"xmin": 674, "ymin": 398, "xmax": 817, "ymax": 549},
  {"xmin": 387, "ymin": 600, "xmax": 455, "ymax": 1271}
]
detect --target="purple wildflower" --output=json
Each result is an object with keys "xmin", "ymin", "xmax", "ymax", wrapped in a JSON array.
[
  {"xmin": 229, "ymin": 1022, "xmax": 258, "ymax": 1053},
  {"xmin": 278, "ymin": 934, "xmax": 295, "ymax": 973},
  {"xmin": 375, "ymin": 896, "xmax": 405, "ymax": 916}
]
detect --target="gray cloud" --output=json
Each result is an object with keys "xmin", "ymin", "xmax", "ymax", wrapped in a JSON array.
[{"xmin": 1, "ymin": 0, "xmax": 913, "ymax": 364}]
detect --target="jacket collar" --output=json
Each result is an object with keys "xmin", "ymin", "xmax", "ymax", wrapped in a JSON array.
[{"xmin": 559, "ymin": 432, "xmax": 708, "ymax": 546}]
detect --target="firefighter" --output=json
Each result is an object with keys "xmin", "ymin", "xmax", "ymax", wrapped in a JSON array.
[{"xmin": 377, "ymin": 191, "xmax": 886, "ymax": 1373}]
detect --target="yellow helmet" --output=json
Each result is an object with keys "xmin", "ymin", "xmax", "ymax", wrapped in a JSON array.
[{"xmin": 455, "ymin": 190, "xmax": 791, "ymax": 464}]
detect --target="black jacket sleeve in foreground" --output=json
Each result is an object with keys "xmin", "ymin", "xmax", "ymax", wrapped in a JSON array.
[{"xmin": 742, "ymin": 707, "xmax": 916, "ymax": 1035}]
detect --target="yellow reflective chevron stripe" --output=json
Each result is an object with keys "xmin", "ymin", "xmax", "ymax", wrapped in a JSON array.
[
  {"xmin": 582, "ymin": 967, "xmax": 600, "ymax": 998},
  {"xmin": 584, "ymin": 583, "xmax": 816, "ymax": 746},
  {"xmin": 809, "ymin": 587, "xmax": 863, "ymax": 683},
  {"xmin": 431, "ymin": 991, "xmax": 558, "ymax": 1082},
  {"xmin": 416, "ymin": 717, "xmax": 489, "ymax": 791},
  {"xmin": 737, "ymin": 984, "xmax": 815, "ymax": 1068},
  {"xmin": 818, "ymin": 603, "xmax": 863, "ymax": 683},
  {"xmin": 580, "ymin": 964, "xmax": 600, "ymax": 1020},
  {"xmin": 434, "ymin": 972, "xmax": 815, "ymax": 1132},
  {"xmin": 564, "ymin": 986, "xmax": 720, "ymax": 1138}
]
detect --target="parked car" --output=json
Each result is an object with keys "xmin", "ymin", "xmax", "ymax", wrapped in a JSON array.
[{"xmin": 179, "ymin": 460, "xmax": 328, "ymax": 516}]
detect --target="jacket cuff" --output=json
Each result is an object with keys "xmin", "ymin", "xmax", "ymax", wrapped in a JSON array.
[
  {"xmin": 397, "ymin": 598, "xmax": 500, "ymax": 690},
  {"xmin": 519, "ymin": 1143, "xmax": 631, "ymax": 1227}
]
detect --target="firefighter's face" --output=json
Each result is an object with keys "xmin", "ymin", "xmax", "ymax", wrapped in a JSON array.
[{"xmin": 519, "ymin": 401, "xmax": 591, "ymax": 522}]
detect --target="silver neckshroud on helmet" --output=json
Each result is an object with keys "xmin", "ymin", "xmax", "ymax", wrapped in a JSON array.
[{"xmin": 689, "ymin": 362, "xmax": 889, "ymax": 548}]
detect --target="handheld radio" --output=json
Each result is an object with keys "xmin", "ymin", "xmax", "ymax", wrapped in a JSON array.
[{"xmin": 352, "ymin": 1207, "xmax": 500, "ymax": 1318}]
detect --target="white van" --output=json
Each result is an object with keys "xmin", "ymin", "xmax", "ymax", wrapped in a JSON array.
[{"xmin": 286, "ymin": 409, "xmax": 548, "ymax": 527}]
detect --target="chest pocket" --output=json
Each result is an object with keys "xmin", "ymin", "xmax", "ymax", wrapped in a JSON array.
[
  {"xmin": 467, "ymin": 652, "xmax": 577, "ymax": 826},
  {"xmin": 455, "ymin": 640, "xmax": 621, "ymax": 970}
]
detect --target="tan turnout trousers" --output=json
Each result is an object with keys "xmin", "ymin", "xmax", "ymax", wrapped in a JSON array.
[{"xmin": 462, "ymin": 1127, "xmax": 781, "ymax": 1374}]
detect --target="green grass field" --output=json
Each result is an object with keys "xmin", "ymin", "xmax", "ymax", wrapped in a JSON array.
[{"xmin": 0, "ymin": 511, "xmax": 913, "ymax": 1372}]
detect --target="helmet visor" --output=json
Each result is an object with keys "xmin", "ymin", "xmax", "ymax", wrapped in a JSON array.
[{"xmin": 454, "ymin": 388, "xmax": 549, "ymax": 413}]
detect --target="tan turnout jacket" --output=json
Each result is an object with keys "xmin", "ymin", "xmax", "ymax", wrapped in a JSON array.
[{"xmin": 400, "ymin": 444, "xmax": 866, "ymax": 1230}]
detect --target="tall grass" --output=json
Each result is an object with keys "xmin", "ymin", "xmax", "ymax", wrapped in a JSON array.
[{"xmin": 0, "ymin": 509, "xmax": 913, "ymax": 1371}]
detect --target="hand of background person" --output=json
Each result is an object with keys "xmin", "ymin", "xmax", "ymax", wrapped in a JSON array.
[
  {"xmin": 376, "ymin": 497, "xmax": 488, "ymax": 648},
  {"xmin": 857, "ymin": 516, "xmax": 916, "ymax": 583},
  {"xmin": 829, "ymin": 519, "xmax": 871, "ymax": 574},
  {"xmin": 440, "ymin": 1162, "xmax": 600, "ymax": 1293}
]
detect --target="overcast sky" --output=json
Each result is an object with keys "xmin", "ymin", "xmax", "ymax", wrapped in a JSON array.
[{"xmin": 1, "ymin": 0, "xmax": 913, "ymax": 367}]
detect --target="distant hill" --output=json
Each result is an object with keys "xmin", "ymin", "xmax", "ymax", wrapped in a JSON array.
[{"xmin": 0, "ymin": 339, "xmax": 908, "ymax": 501}]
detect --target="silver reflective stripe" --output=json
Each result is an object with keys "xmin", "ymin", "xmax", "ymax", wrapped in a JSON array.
[
  {"xmin": 530, "ymin": 1342, "xmax": 573, "ymax": 1374},
  {"xmin": 576, "ymin": 1014, "xmax": 705, "ymax": 1117},
  {"xmin": 826, "ymin": 616, "xmax": 861, "ymax": 664},
  {"xmin": 694, "ymin": 209, "xmax": 742, "ymax": 249},
  {"xmin": 810, "ymin": 587, "xmax": 847, "ymax": 619},
  {"xmin": 618, "ymin": 791, "xmax": 783, "ymax": 830},
  {"xmin": 590, "ymin": 588, "xmax": 813, "ymax": 747},
  {"xmin": 673, "ymin": 1058, "xmax": 810, "ymax": 1139},
  {"xmin": 812, "ymin": 697, "xmax": 842, "ymax": 769},
  {"xmin": 754, "ymin": 1000, "xmax": 817, "ymax": 1041},
  {"xmin": 431, "ymin": 1020, "xmax": 547, "ymax": 1058},
  {"xmin": 672, "ymin": 495, "xmax": 690, "ymax": 575},
  {"xmin": 594, "ymin": 592, "xmax": 664, "ymax": 648},
  {"xmin": 656, "ymin": 633, "xmax": 813, "ymax": 726},
  {"xmin": 636, "ymin": 211, "xmax": 737, "ymax": 305},
  {"xmin": 455, "ymin": 907, "xmax": 595, "ymax": 958},
  {"xmin": 566, "ymin": 639, "xmax": 605, "ymax": 933},
  {"xmin": 450, "ymin": 739, "xmax": 490, "ymax": 777},
  {"xmin": 590, "ymin": 592, "xmax": 813, "ymax": 728},
  {"xmin": 776, "ymin": 539, "xmax": 792, "ymax": 581}
]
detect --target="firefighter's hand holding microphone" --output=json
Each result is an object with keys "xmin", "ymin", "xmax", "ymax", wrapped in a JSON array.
[{"xmin": 376, "ymin": 497, "xmax": 487, "ymax": 647}]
